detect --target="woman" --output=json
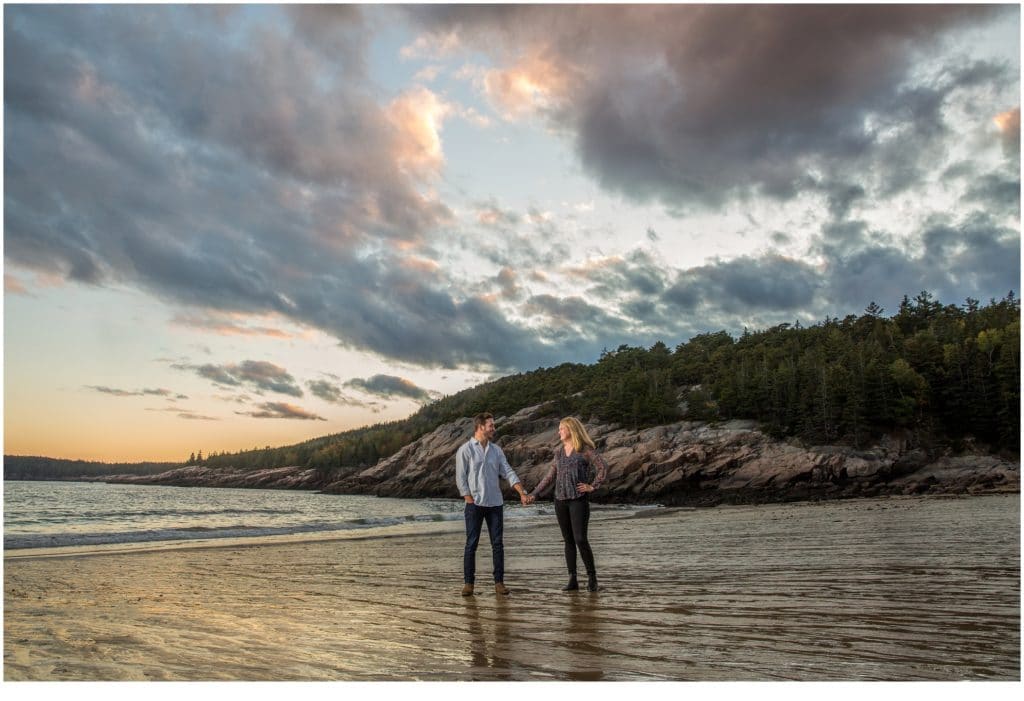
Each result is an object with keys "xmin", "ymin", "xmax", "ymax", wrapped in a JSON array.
[{"xmin": 527, "ymin": 417, "xmax": 608, "ymax": 592}]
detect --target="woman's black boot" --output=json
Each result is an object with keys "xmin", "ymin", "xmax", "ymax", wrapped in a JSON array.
[
  {"xmin": 562, "ymin": 574, "xmax": 579, "ymax": 591},
  {"xmin": 587, "ymin": 573, "xmax": 598, "ymax": 592}
]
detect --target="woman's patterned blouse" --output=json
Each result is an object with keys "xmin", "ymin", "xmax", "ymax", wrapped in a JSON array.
[{"xmin": 529, "ymin": 446, "xmax": 608, "ymax": 501}]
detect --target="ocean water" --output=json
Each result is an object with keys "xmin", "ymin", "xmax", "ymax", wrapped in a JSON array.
[{"xmin": 2, "ymin": 480, "xmax": 654, "ymax": 551}]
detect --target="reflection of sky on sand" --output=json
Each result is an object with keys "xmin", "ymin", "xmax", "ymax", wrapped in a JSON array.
[
  {"xmin": 463, "ymin": 594, "xmax": 512, "ymax": 680},
  {"xmin": 4, "ymin": 496, "xmax": 1019, "ymax": 681}
]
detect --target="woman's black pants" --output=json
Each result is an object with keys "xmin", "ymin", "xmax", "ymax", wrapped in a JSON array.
[{"xmin": 554, "ymin": 496, "xmax": 596, "ymax": 577}]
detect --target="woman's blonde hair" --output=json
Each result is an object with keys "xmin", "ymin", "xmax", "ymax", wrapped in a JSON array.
[{"xmin": 560, "ymin": 416, "xmax": 595, "ymax": 452}]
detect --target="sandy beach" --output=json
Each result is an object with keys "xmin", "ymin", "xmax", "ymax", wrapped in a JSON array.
[{"xmin": 4, "ymin": 494, "xmax": 1019, "ymax": 681}]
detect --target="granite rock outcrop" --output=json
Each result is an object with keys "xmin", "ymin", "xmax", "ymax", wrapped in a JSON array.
[{"xmin": 321, "ymin": 402, "xmax": 1018, "ymax": 505}]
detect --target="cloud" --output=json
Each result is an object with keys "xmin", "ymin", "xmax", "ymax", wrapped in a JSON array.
[
  {"xmin": 4, "ymin": 5, "xmax": 566, "ymax": 372},
  {"xmin": 821, "ymin": 181, "xmax": 867, "ymax": 221},
  {"xmin": 494, "ymin": 267, "xmax": 523, "ymax": 301},
  {"xmin": 406, "ymin": 5, "xmax": 1011, "ymax": 209},
  {"xmin": 172, "ymin": 360, "xmax": 303, "ymax": 397},
  {"xmin": 994, "ymin": 107, "xmax": 1020, "ymax": 155},
  {"xmin": 285, "ymin": 4, "xmax": 368, "ymax": 76},
  {"xmin": 87, "ymin": 386, "xmax": 176, "ymax": 398},
  {"xmin": 176, "ymin": 412, "xmax": 220, "ymax": 421},
  {"xmin": 4, "ymin": 5, "xmax": 451, "ymax": 273},
  {"xmin": 663, "ymin": 255, "xmax": 822, "ymax": 315},
  {"xmin": 568, "ymin": 249, "xmax": 668, "ymax": 300},
  {"xmin": 306, "ymin": 378, "xmax": 383, "ymax": 410},
  {"xmin": 961, "ymin": 172, "xmax": 1021, "ymax": 218},
  {"xmin": 344, "ymin": 374, "xmax": 437, "ymax": 403},
  {"xmin": 236, "ymin": 402, "xmax": 327, "ymax": 421},
  {"xmin": 522, "ymin": 293, "xmax": 633, "ymax": 345},
  {"xmin": 822, "ymin": 213, "xmax": 1020, "ymax": 312},
  {"xmin": 5, "ymin": 275, "xmax": 29, "ymax": 295},
  {"xmin": 483, "ymin": 51, "xmax": 574, "ymax": 120},
  {"xmin": 475, "ymin": 201, "xmax": 521, "ymax": 228},
  {"xmin": 4, "ymin": 5, "xmax": 1018, "ymax": 378},
  {"xmin": 146, "ymin": 407, "xmax": 219, "ymax": 421},
  {"xmin": 172, "ymin": 312, "xmax": 294, "ymax": 339},
  {"xmin": 386, "ymin": 86, "xmax": 452, "ymax": 178},
  {"xmin": 307, "ymin": 379, "xmax": 345, "ymax": 404}
]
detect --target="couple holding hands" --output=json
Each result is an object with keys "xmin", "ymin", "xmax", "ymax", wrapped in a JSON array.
[{"xmin": 456, "ymin": 412, "xmax": 608, "ymax": 596}]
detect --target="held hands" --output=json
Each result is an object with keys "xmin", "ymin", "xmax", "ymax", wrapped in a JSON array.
[
  {"xmin": 520, "ymin": 493, "xmax": 535, "ymax": 506},
  {"xmin": 576, "ymin": 483, "xmax": 594, "ymax": 494}
]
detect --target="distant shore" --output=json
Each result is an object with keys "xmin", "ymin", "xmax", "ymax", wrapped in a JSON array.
[{"xmin": 5, "ymin": 493, "xmax": 1019, "ymax": 681}]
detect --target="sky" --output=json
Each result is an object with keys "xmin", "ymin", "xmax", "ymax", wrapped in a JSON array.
[{"xmin": 3, "ymin": 3, "xmax": 1020, "ymax": 462}]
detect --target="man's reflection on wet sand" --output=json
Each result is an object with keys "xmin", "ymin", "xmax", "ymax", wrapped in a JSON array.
[{"xmin": 463, "ymin": 594, "xmax": 512, "ymax": 680}]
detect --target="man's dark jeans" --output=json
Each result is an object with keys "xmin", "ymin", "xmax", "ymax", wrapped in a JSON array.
[{"xmin": 463, "ymin": 503, "xmax": 504, "ymax": 584}]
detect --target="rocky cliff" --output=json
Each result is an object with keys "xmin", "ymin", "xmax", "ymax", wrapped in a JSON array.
[
  {"xmin": 320, "ymin": 402, "xmax": 1019, "ymax": 505},
  {"xmin": 92, "ymin": 464, "xmax": 326, "ymax": 490},
  {"xmin": 95, "ymin": 402, "xmax": 1018, "ymax": 504}
]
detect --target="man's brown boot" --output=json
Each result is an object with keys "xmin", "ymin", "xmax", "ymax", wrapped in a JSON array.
[
  {"xmin": 461, "ymin": 583, "xmax": 474, "ymax": 596},
  {"xmin": 494, "ymin": 582, "xmax": 510, "ymax": 596}
]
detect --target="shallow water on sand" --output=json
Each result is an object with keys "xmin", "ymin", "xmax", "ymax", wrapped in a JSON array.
[
  {"xmin": 434, "ymin": 494, "xmax": 1020, "ymax": 681},
  {"xmin": 4, "ymin": 494, "xmax": 1019, "ymax": 680}
]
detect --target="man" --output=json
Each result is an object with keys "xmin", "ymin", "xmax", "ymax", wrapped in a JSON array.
[{"xmin": 456, "ymin": 412, "xmax": 530, "ymax": 596}]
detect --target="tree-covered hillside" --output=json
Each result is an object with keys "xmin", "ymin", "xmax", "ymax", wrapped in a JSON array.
[
  {"xmin": 2, "ymin": 456, "xmax": 178, "ymax": 481},
  {"xmin": 204, "ymin": 291, "xmax": 1021, "ymax": 472},
  {"xmin": 6, "ymin": 291, "xmax": 1018, "ymax": 481}
]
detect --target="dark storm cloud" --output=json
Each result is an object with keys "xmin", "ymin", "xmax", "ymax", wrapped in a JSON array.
[
  {"xmin": 822, "ymin": 213, "xmax": 1019, "ymax": 312},
  {"xmin": 822, "ymin": 182, "xmax": 867, "ymax": 221},
  {"xmin": 814, "ymin": 221, "xmax": 875, "ymax": 259},
  {"xmin": 286, "ymin": 4, "xmax": 368, "ymax": 76},
  {"xmin": 3, "ymin": 5, "xmax": 566, "ymax": 372},
  {"xmin": 962, "ymin": 173, "xmax": 1022, "ymax": 217},
  {"xmin": 294, "ymin": 260, "xmax": 564, "ymax": 369},
  {"xmin": 5, "ymin": 5, "xmax": 1018, "ymax": 378},
  {"xmin": 408, "ymin": 4, "xmax": 1010, "ymax": 208},
  {"xmin": 344, "ymin": 375, "xmax": 436, "ymax": 403},
  {"xmin": 664, "ymin": 256, "xmax": 822, "ymax": 316},
  {"xmin": 236, "ymin": 402, "xmax": 327, "ymax": 421},
  {"xmin": 173, "ymin": 361, "xmax": 303, "ymax": 397}
]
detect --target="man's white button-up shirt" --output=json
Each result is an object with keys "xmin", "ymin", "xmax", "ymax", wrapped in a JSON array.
[{"xmin": 455, "ymin": 438, "xmax": 521, "ymax": 506}]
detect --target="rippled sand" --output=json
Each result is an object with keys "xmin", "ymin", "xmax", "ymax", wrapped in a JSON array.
[{"xmin": 4, "ymin": 494, "xmax": 1019, "ymax": 680}]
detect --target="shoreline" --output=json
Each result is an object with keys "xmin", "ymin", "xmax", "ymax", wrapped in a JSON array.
[
  {"xmin": 3, "ymin": 491, "xmax": 1003, "ymax": 562},
  {"xmin": 5, "ymin": 494, "xmax": 1018, "ymax": 681}
]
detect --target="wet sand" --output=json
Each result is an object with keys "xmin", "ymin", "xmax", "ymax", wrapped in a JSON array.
[{"xmin": 3, "ymin": 494, "xmax": 1019, "ymax": 680}]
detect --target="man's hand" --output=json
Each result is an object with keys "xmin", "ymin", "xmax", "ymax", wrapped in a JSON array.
[
  {"xmin": 464, "ymin": 495, "xmax": 475, "ymax": 504},
  {"xmin": 520, "ymin": 493, "xmax": 535, "ymax": 506},
  {"xmin": 576, "ymin": 483, "xmax": 594, "ymax": 494}
]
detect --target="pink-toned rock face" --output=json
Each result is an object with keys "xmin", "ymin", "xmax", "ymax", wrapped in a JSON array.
[
  {"xmin": 318, "ymin": 402, "xmax": 1019, "ymax": 504},
  {"xmin": 93, "ymin": 401, "xmax": 1019, "ymax": 504}
]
